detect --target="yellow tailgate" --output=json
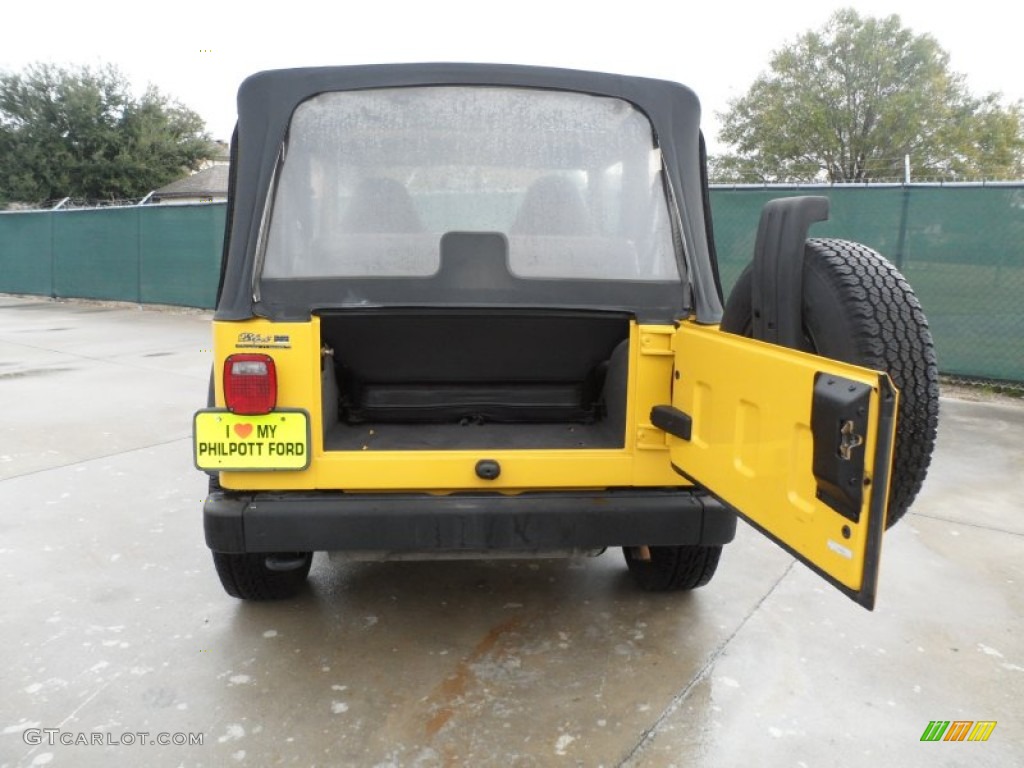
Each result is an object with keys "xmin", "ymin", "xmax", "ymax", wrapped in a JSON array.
[{"xmin": 664, "ymin": 321, "xmax": 897, "ymax": 609}]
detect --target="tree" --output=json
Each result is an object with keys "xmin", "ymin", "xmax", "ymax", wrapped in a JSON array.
[
  {"xmin": 0, "ymin": 63, "xmax": 215, "ymax": 205},
  {"xmin": 714, "ymin": 10, "xmax": 1024, "ymax": 183}
]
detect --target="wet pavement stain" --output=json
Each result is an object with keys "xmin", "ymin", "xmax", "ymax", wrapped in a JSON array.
[
  {"xmin": 424, "ymin": 617, "xmax": 522, "ymax": 739},
  {"xmin": 0, "ymin": 366, "xmax": 73, "ymax": 380}
]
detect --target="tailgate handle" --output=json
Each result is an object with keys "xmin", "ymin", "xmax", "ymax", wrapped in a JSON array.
[{"xmin": 651, "ymin": 405, "xmax": 692, "ymax": 440}]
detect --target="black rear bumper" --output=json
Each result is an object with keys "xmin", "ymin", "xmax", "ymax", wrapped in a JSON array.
[{"xmin": 204, "ymin": 488, "xmax": 737, "ymax": 554}]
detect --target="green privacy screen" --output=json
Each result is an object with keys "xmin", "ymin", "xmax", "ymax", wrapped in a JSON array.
[
  {"xmin": 0, "ymin": 211, "xmax": 53, "ymax": 295},
  {"xmin": 139, "ymin": 204, "xmax": 225, "ymax": 306},
  {"xmin": 710, "ymin": 185, "xmax": 1024, "ymax": 382},
  {"xmin": 0, "ymin": 203, "xmax": 225, "ymax": 308},
  {"xmin": 52, "ymin": 207, "xmax": 140, "ymax": 301},
  {"xmin": 711, "ymin": 186, "xmax": 908, "ymax": 292},
  {"xmin": 897, "ymin": 188, "xmax": 1024, "ymax": 382},
  {"xmin": 0, "ymin": 190, "xmax": 1021, "ymax": 381}
]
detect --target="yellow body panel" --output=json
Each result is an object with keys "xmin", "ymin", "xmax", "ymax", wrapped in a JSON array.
[
  {"xmin": 212, "ymin": 317, "xmax": 687, "ymax": 492},
  {"xmin": 667, "ymin": 321, "xmax": 897, "ymax": 594}
]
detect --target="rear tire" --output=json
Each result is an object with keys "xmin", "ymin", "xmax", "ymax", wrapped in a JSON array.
[
  {"xmin": 212, "ymin": 551, "xmax": 313, "ymax": 600},
  {"xmin": 721, "ymin": 237, "xmax": 939, "ymax": 527},
  {"xmin": 623, "ymin": 545, "xmax": 722, "ymax": 591}
]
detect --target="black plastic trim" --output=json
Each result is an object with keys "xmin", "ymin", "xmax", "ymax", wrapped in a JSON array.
[
  {"xmin": 204, "ymin": 488, "xmax": 737, "ymax": 554},
  {"xmin": 651, "ymin": 405, "xmax": 692, "ymax": 441},
  {"xmin": 811, "ymin": 373, "xmax": 871, "ymax": 522},
  {"xmin": 751, "ymin": 196, "xmax": 829, "ymax": 346},
  {"xmin": 259, "ymin": 279, "xmax": 682, "ymax": 325}
]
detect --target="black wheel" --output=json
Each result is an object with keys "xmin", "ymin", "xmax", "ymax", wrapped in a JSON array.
[
  {"xmin": 623, "ymin": 545, "xmax": 722, "ymax": 591},
  {"xmin": 206, "ymin": 477, "xmax": 312, "ymax": 599},
  {"xmin": 212, "ymin": 551, "xmax": 313, "ymax": 600},
  {"xmin": 721, "ymin": 237, "xmax": 939, "ymax": 527}
]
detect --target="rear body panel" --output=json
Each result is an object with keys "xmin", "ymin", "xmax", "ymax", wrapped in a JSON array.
[{"xmin": 207, "ymin": 316, "xmax": 687, "ymax": 492}]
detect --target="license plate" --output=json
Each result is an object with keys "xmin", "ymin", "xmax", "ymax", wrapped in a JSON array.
[{"xmin": 193, "ymin": 409, "xmax": 310, "ymax": 471}]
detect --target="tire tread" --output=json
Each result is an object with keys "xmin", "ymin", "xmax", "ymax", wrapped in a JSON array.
[{"xmin": 805, "ymin": 238, "xmax": 939, "ymax": 526}]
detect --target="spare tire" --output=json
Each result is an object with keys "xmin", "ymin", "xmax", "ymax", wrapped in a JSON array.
[{"xmin": 721, "ymin": 238, "xmax": 939, "ymax": 527}]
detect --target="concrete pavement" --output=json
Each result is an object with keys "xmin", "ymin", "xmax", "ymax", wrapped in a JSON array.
[{"xmin": 1, "ymin": 296, "xmax": 1021, "ymax": 767}]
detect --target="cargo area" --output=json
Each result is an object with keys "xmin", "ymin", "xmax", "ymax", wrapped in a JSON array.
[{"xmin": 318, "ymin": 309, "xmax": 631, "ymax": 450}]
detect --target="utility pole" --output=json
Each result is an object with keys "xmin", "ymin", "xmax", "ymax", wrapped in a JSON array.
[{"xmin": 895, "ymin": 154, "xmax": 911, "ymax": 269}]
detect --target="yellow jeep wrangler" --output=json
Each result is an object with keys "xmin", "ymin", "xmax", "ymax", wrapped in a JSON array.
[{"xmin": 195, "ymin": 65, "xmax": 938, "ymax": 608}]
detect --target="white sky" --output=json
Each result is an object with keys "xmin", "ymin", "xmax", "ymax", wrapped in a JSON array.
[{"xmin": 2, "ymin": 0, "xmax": 1022, "ymax": 154}]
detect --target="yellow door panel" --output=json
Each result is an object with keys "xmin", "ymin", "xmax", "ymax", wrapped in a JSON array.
[{"xmin": 659, "ymin": 321, "xmax": 897, "ymax": 609}]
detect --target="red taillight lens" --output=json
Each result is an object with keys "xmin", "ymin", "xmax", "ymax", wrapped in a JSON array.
[{"xmin": 223, "ymin": 353, "xmax": 277, "ymax": 415}]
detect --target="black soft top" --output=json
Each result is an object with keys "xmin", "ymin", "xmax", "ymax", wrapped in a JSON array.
[{"xmin": 217, "ymin": 63, "xmax": 723, "ymax": 324}]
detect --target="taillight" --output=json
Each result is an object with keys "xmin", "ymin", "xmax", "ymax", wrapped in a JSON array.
[{"xmin": 223, "ymin": 353, "xmax": 277, "ymax": 414}]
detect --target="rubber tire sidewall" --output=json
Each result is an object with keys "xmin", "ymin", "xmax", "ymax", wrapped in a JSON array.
[{"xmin": 212, "ymin": 551, "xmax": 313, "ymax": 601}]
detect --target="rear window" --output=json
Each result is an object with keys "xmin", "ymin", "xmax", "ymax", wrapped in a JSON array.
[{"xmin": 260, "ymin": 86, "xmax": 680, "ymax": 283}]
